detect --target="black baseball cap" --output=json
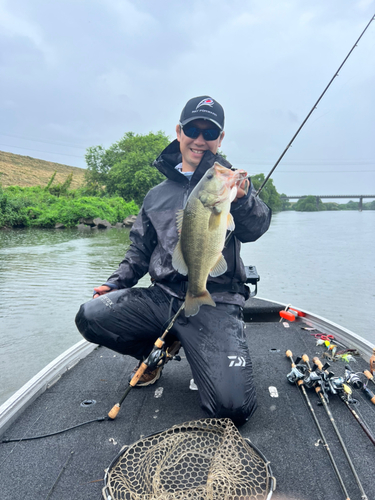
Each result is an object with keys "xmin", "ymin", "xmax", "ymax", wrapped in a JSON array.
[{"xmin": 179, "ymin": 96, "xmax": 225, "ymax": 130}]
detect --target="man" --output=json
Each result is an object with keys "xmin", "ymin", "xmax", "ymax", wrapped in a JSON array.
[{"xmin": 75, "ymin": 96, "xmax": 271, "ymax": 425}]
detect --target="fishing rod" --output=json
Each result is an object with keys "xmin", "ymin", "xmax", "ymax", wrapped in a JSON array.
[
  {"xmin": 364, "ymin": 369, "xmax": 375, "ymax": 388},
  {"xmin": 310, "ymin": 356, "xmax": 369, "ymax": 500},
  {"xmin": 304, "ymin": 356, "xmax": 375, "ymax": 448},
  {"xmin": 285, "ymin": 350, "xmax": 351, "ymax": 500},
  {"xmin": 107, "ymin": 303, "xmax": 184, "ymax": 420},
  {"xmin": 255, "ymin": 14, "xmax": 375, "ymax": 197},
  {"xmin": 361, "ymin": 370, "xmax": 375, "ymax": 405}
]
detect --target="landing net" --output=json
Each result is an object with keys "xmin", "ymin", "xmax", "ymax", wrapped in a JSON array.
[{"xmin": 103, "ymin": 418, "xmax": 275, "ymax": 500}]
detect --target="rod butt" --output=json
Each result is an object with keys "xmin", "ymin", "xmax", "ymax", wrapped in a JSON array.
[{"xmin": 108, "ymin": 403, "xmax": 121, "ymax": 420}]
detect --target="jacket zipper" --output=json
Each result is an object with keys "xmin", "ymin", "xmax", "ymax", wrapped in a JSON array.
[{"xmin": 182, "ymin": 180, "xmax": 192, "ymax": 207}]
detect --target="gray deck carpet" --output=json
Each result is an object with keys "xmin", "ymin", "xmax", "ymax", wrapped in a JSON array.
[{"xmin": 1, "ymin": 303, "xmax": 374, "ymax": 500}]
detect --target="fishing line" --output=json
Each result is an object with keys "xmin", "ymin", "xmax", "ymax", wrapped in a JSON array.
[
  {"xmin": 255, "ymin": 14, "xmax": 375, "ymax": 197},
  {"xmin": 1, "ymin": 417, "xmax": 107, "ymax": 443},
  {"xmin": 0, "ymin": 412, "xmax": 43, "ymax": 467}
]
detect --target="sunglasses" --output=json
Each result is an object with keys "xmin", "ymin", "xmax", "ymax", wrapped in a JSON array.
[{"xmin": 181, "ymin": 124, "xmax": 221, "ymax": 141}]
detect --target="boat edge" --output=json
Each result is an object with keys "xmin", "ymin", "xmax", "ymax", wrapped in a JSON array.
[
  {"xmin": 252, "ymin": 296, "xmax": 375, "ymax": 362},
  {"xmin": 0, "ymin": 340, "xmax": 96, "ymax": 438}
]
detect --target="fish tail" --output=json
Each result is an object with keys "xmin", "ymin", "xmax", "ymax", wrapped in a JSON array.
[{"xmin": 184, "ymin": 289, "xmax": 216, "ymax": 317}]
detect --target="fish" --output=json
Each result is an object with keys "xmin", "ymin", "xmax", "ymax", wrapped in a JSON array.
[{"xmin": 172, "ymin": 162, "xmax": 247, "ymax": 317}]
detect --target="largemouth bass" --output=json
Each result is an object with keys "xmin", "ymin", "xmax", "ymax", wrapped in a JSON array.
[{"xmin": 172, "ymin": 162, "xmax": 247, "ymax": 317}]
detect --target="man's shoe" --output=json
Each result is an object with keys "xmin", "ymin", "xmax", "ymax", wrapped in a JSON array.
[{"xmin": 129, "ymin": 362, "xmax": 163, "ymax": 387}]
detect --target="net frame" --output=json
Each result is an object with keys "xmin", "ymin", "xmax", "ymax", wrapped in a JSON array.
[{"xmin": 103, "ymin": 418, "xmax": 275, "ymax": 500}]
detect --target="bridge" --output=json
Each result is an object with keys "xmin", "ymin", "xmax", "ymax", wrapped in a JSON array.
[{"xmin": 280, "ymin": 195, "xmax": 375, "ymax": 211}]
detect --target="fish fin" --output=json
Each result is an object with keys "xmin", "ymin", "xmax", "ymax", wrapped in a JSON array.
[
  {"xmin": 176, "ymin": 209, "xmax": 184, "ymax": 234},
  {"xmin": 227, "ymin": 212, "xmax": 235, "ymax": 231},
  {"xmin": 184, "ymin": 289, "xmax": 216, "ymax": 317},
  {"xmin": 172, "ymin": 240, "xmax": 188, "ymax": 275},
  {"xmin": 229, "ymin": 186, "xmax": 238, "ymax": 202},
  {"xmin": 208, "ymin": 211, "xmax": 221, "ymax": 231},
  {"xmin": 209, "ymin": 254, "xmax": 227, "ymax": 277}
]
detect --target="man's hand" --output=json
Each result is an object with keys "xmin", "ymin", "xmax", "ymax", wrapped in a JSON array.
[
  {"xmin": 233, "ymin": 178, "xmax": 249, "ymax": 202},
  {"xmin": 93, "ymin": 285, "xmax": 112, "ymax": 299}
]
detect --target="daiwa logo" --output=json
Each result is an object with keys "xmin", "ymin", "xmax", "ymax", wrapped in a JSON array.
[
  {"xmin": 228, "ymin": 356, "xmax": 246, "ymax": 367},
  {"xmin": 196, "ymin": 98, "xmax": 214, "ymax": 109}
]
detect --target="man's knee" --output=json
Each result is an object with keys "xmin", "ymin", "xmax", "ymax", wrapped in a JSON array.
[
  {"xmin": 75, "ymin": 302, "xmax": 98, "ymax": 344},
  {"xmin": 205, "ymin": 396, "xmax": 257, "ymax": 426}
]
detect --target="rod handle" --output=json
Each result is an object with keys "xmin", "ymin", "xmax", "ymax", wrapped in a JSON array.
[
  {"xmin": 285, "ymin": 350, "xmax": 295, "ymax": 367},
  {"xmin": 154, "ymin": 338, "xmax": 164, "ymax": 348},
  {"xmin": 313, "ymin": 356, "xmax": 323, "ymax": 370},
  {"xmin": 108, "ymin": 403, "xmax": 120, "ymax": 420},
  {"xmin": 129, "ymin": 362, "xmax": 149, "ymax": 387},
  {"xmin": 302, "ymin": 354, "xmax": 309, "ymax": 363},
  {"xmin": 364, "ymin": 370, "xmax": 374, "ymax": 382}
]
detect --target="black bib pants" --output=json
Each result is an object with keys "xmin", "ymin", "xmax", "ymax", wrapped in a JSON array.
[{"xmin": 75, "ymin": 285, "xmax": 256, "ymax": 425}]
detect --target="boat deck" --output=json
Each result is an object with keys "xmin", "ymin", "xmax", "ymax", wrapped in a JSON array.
[{"xmin": 1, "ymin": 299, "xmax": 374, "ymax": 500}]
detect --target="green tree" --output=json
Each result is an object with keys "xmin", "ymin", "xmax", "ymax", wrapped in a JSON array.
[
  {"xmin": 84, "ymin": 143, "xmax": 122, "ymax": 190},
  {"xmin": 250, "ymin": 174, "xmax": 281, "ymax": 212},
  {"xmin": 279, "ymin": 193, "xmax": 292, "ymax": 211},
  {"xmin": 294, "ymin": 195, "xmax": 324, "ymax": 211},
  {"xmin": 323, "ymin": 202, "xmax": 340, "ymax": 211},
  {"xmin": 346, "ymin": 200, "xmax": 359, "ymax": 210},
  {"xmin": 85, "ymin": 131, "xmax": 170, "ymax": 205}
]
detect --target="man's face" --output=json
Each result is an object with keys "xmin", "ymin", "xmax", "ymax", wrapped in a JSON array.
[{"xmin": 176, "ymin": 119, "xmax": 225, "ymax": 171}]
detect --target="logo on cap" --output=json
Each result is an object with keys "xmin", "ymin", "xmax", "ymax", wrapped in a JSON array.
[{"xmin": 196, "ymin": 98, "xmax": 214, "ymax": 109}]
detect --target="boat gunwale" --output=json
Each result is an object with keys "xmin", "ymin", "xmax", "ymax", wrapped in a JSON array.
[
  {"xmin": 0, "ymin": 339, "xmax": 96, "ymax": 437},
  {"xmin": 257, "ymin": 296, "xmax": 375, "ymax": 363}
]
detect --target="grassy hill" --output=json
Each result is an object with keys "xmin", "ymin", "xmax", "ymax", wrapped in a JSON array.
[{"xmin": 0, "ymin": 150, "xmax": 86, "ymax": 189}]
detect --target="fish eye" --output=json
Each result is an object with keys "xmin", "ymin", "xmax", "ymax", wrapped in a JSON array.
[{"xmin": 207, "ymin": 173, "xmax": 213, "ymax": 179}]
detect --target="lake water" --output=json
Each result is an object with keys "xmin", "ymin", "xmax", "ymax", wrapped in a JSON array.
[{"xmin": 0, "ymin": 210, "xmax": 374, "ymax": 406}]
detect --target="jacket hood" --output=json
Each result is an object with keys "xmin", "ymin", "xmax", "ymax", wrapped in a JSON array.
[{"xmin": 153, "ymin": 139, "xmax": 233, "ymax": 185}]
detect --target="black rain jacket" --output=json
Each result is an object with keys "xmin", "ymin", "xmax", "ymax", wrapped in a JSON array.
[{"xmin": 105, "ymin": 140, "xmax": 272, "ymax": 302}]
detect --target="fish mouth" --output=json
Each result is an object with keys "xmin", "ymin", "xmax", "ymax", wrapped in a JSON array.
[{"xmin": 213, "ymin": 164, "xmax": 246, "ymax": 188}]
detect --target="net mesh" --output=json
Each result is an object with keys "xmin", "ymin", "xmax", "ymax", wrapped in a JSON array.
[{"xmin": 104, "ymin": 418, "xmax": 273, "ymax": 500}]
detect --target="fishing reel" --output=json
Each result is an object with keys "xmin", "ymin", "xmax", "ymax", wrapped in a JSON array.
[
  {"xmin": 329, "ymin": 376, "xmax": 345, "ymax": 392},
  {"xmin": 322, "ymin": 372, "xmax": 339, "ymax": 396},
  {"xmin": 146, "ymin": 349, "xmax": 167, "ymax": 370},
  {"xmin": 145, "ymin": 342, "xmax": 182, "ymax": 371},
  {"xmin": 302, "ymin": 361, "xmax": 337, "ymax": 401},
  {"xmin": 302, "ymin": 370, "xmax": 321, "ymax": 389},
  {"xmin": 286, "ymin": 364, "xmax": 307, "ymax": 384},
  {"xmin": 344, "ymin": 366, "xmax": 363, "ymax": 390}
]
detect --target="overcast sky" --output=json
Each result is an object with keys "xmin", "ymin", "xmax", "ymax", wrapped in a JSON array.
[{"xmin": 1, "ymin": 0, "xmax": 374, "ymax": 197}]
